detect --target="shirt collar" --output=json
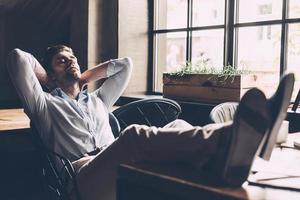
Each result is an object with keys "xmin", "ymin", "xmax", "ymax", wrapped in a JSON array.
[{"xmin": 51, "ymin": 88, "xmax": 89, "ymax": 102}]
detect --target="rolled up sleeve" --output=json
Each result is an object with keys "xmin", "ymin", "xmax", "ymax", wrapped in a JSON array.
[{"xmin": 93, "ymin": 57, "xmax": 133, "ymax": 109}]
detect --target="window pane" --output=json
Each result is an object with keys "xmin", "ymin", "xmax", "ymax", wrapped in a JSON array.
[
  {"xmin": 289, "ymin": 0, "xmax": 300, "ymax": 19},
  {"xmin": 286, "ymin": 23, "xmax": 300, "ymax": 101},
  {"xmin": 154, "ymin": 32, "xmax": 187, "ymax": 92},
  {"xmin": 236, "ymin": 25, "xmax": 281, "ymax": 71},
  {"xmin": 156, "ymin": 0, "xmax": 187, "ymax": 29},
  {"xmin": 191, "ymin": 29, "xmax": 224, "ymax": 69},
  {"xmin": 237, "ymin": 0, "xmax": 282, "ymax": 23},
  {"xmin": 236, "ymin": 25, "xmax": 281, "ymax": 97},
  {"xmin": 192, "ymin": 0, "xmax": 225, "ymax": 26}
]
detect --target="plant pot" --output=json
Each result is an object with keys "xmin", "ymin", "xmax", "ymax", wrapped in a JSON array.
[{"xmin": 163, "ymin": 73, "xmax": 276, "ymax": 103}]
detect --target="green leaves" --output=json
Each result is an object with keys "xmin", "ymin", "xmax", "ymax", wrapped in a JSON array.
[
  {"xmin": 167, "ymin": 61, "xmax": 250, "ymax": 85},
  {"xmin": 169, "ymin": 62, "xmax": 250, "ymax": 76}
]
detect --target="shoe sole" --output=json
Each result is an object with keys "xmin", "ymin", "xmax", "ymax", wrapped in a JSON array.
[
  {"xmin": 220, "ymin": 88, "xmax": 270, "ymax": 186},
  {"xmin": 259, "ymin": 73, "xmax": 295, "ymax": 160}
]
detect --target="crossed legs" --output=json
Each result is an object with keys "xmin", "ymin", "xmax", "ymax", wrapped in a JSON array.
[
  {"xmin": 76, "ymin": 88, "xmax": 271, "ymax": 200},
  {"xmin": 76, "ymin": 120, "xmax": 227, "ymax": 200}
]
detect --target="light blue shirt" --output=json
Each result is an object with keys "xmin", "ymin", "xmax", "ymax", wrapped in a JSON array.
[{"xmin": 7, "ymin": 49, "xmax": 132, "ymax": 161}]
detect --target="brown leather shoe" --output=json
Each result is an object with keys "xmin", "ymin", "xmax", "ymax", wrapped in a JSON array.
[
  {"xmin": 259, "ymin": 73, "xmax": 294, "ymax": 160},
  {"xmin": 211, "ymin": 88, "xmax": 271, "ymax": 186}
]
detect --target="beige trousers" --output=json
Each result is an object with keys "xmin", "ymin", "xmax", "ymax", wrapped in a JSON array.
[{"xmin": 76, "ymin": 119, "xmax": 230, "ymax": 200}]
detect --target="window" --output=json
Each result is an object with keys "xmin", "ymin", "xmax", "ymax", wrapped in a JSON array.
[
  {"xmin": 151, "ymin": 0, "xmax": 300, "ymax": 101},
  {"xmin": 152, "ymin": 0, "xmax": 225, "ymax": 92}
]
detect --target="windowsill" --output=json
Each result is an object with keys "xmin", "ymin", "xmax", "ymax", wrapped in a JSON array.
[{"xmin": 116, "ymin": 93, "xmax": 218, "ymax": 107}]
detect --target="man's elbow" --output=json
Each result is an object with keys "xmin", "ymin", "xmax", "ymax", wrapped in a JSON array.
[
  {"xmin": 8, "ymin": 48, "xmax": 37, "ymax": 71},
  {"xmin": 8, "ymin": 48, "xmax": 23, "ymax": 60},
  {"xmin": 123, "ymin": 57, "xmax": 133, "ymax": 72},
  {"xmin": 7, "ymin": 48, "xmax": 25, "ymax": 68}
]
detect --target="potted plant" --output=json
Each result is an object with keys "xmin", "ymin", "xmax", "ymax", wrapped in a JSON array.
[{"xmin": 163, "ymin": 61, "xmax": 276, "ymax": 103}]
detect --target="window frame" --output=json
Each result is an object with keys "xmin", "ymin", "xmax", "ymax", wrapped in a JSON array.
[{"xmin": 149, "ymin": 0, "xmax": 300, "ymax": 97}]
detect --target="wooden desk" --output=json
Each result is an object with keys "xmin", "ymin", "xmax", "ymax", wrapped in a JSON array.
[
  {"xmin": 0, "ymin": 109, "xmax": 43, "ymax": 199},
  {"xmin": 117, "ymin": 162, "xmax": 300, "ymax": 200},
  {"xmin": 0, "ymin": 108, "xmax": 30, "ymax": 130},
  {"xmin": 117, "ymin": 140, "xmax": 300, "ymax": 200}
]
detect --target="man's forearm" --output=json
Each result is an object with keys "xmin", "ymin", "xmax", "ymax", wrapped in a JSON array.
[
  {"xmin": 80, "ymin": 58, "xmax": 128, "ymax": 88},
  {"xmin": 34, "ymin": 65, "xmax": 49, "ymax": 86},
  {"xmin": 79, "ymin": 61, "xmax": 110, "ymax": 88},
  {"xmin": 32, "ymin": 62, "xmax": 56, "ymax": 91},
  {"xmin": 92, "ymin": 57, "xmax": 132, "ymax": 108}
]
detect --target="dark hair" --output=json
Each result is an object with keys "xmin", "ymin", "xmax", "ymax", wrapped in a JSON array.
[{"xmin": 42, "ymin": 45, "xmax": 74, "ymax": 73}]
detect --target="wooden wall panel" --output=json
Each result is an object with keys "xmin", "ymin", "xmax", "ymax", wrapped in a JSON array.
[
  {"xmin": 0, "ymin": 0, "xmax": 88, "ymax": 108},
  {"xmin": 119, "ymin": 0, "xmax": 149, "ymax": 95},
  {"xmin": 87, "ymin": 0, "xmax": 118, "ymax": 92}
]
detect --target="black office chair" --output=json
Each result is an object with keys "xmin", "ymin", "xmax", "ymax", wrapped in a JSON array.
[
  {"xmin": 30, "ymin": 122, "xmax": 81, "ymax": 200},
  {"xmin": 112, "ymin": 98, "xmax": 182, "ymax": 132},
  {"xmin": 30, "ymin": 112, "xmax": 121, "ymax": 200},
  {"xmin": 109, "ymin": 112, "xmax": 121, "ymax": 138},
  {"xmin": 30, "ymin": 98, "xmax": 181, "ymax": 200}
]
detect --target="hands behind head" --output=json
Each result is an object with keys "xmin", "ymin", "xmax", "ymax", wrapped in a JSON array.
[
  {"xmin": 33, "ymin": 60, "xmax": 57, "ymax": 92},
  {"xmin": 42, "ymin": 76, "xmax": 57, "ymax": 92}
]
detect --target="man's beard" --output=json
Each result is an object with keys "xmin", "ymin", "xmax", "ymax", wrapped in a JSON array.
[{"xmin": 66, "ymin": 71, "xmax": 81, "ymax": 82}]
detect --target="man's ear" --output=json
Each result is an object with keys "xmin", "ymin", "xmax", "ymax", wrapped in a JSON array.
[{"xmin": 46, "ymin": 73, "xmax": 57, "ymax": 91}]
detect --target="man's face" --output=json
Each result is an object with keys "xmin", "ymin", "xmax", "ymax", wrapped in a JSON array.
[{"xmin": 50, "ymin": 50, "xmax": 81, "ymax": 83}]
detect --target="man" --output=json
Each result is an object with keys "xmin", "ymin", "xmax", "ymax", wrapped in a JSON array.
[{"xmin": 6, "ymin": 45, "xmax": 288, "ymax": 200}]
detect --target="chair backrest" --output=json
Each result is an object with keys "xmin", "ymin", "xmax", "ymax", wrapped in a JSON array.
[
  {"xmin": 209, "ymin": 102, "xmax": 238, "ymax": 123},
  {"xmin": 30, "ymin": 122, "xmax": 80, "ymax": 200},
  {"xmin": 112, "ymin": 98, "xmax": 182, "ymax": 132},
  {"xmin": 108, "ymin": 112, "xmax": 121, "ymax": 138}
]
